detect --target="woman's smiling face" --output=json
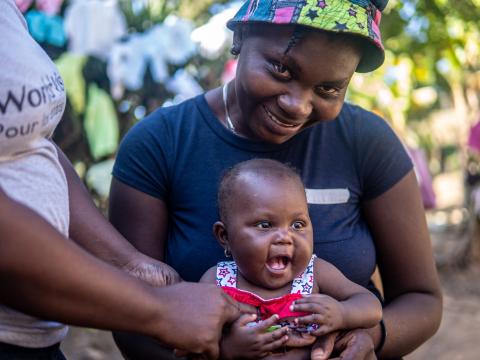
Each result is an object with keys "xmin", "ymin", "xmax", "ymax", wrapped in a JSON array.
[{"xmin": 232, "ymin": 25, "xmax": 361, "ymax": 144}]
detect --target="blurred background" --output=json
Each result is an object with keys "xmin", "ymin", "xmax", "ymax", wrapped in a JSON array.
[{"xmin": 15, "ymin": 0, "xmax": 480, "ymax": 358}]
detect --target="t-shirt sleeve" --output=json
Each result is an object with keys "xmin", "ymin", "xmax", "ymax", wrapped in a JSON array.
[
  {"xmin": 352, "ymin": 107, "xmax": 413, "ymax": 200},
  {"xmin": 112, "ymin": 110, "xmax": 172, "ymax": 200}
]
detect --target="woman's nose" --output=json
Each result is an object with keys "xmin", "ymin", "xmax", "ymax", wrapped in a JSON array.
[{"xmin": 277, "ymin": 87, "xmax": 312, "ymax": 119}]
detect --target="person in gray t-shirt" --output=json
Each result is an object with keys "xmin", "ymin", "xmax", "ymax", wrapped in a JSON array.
[{"xmin": 0, "ymin": 1, "xmax": 247, "ymax": 358}]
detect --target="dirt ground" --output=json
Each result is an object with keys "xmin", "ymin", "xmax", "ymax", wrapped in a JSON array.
[
  {"xmin": 60, "ymin": 260, "xmax": 480, "ymax": 360},
  {"xmin": 405, "ymin": 263, "xmax": 480, "ymax": 360}
]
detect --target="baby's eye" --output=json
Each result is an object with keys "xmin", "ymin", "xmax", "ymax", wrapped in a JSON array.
[
  {"xmin": 256, "ymin": 221, "xmax": 271, "ymax": 229},
  {"xmin": 271, "ymin": 61, "xmax": 291, "ymax": 80},
  {"xmin": 291, "ymin": 221, "xmax": 305, "ymax": 230}
]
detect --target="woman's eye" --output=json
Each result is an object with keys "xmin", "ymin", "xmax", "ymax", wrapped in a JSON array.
[
  {"xmin": 291, "ymin": 221, "xmax": 305, "ymax": 230},
  {"xmin": 271, "ymin": 62, "xmax": 291, "ymax": 79},
  {"xmin": 256, "ymin": 221, "xmax": 271, "ymax": 229},
  {"xmin": 316, "ymin": 85, "xmax": 340, "ymax": 96}
]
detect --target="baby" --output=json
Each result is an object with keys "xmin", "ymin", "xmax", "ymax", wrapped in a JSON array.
[{"xmin": 200, "ymin": 159, "xmax": 382, "ymax": 359}]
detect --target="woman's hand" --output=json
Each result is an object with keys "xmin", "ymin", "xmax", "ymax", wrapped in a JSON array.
[
  {"xmin": 122, "ymin": 254, "xmax": 181, "ymax": 287},
  {"xmin": 260, "ymin": 332, "xmax": 341, "ymax": 360},
  {"xmin": 220, "ymin": 314, "xmax": 289, "ymax": 359},
  {"xmin": 292, "ymin": 294, "xmax": 346, "ymax": 336},
  {"xmin": 329, "ymin": 329, "xmax": 376, "ymax": 360},
  {"xmin": 262, "ymin": 347, "xmax": 311, "ymax": 360},
  {"xmin": 156, "ymin": 283, "xmax": 256, "ymax": 360}
]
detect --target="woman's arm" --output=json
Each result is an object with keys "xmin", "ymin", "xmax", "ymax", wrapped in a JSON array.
[
  {"xmin": 108, "ymin": 177, "xmax": 169, "ymax": 260},
  {"xmin": 56, "ymin": 146, "xmax": 180, "ymax": 286},
  {"xmin": 0, "ymin": 188, "xmax": 242, "ymax": 359},
  {"xmin": 108, "ymin": 177, "xmax": 177, "ymax": 358},
  {"xmin": 362, "ymin": 170, "xmax": 443, "ymax": 358}
]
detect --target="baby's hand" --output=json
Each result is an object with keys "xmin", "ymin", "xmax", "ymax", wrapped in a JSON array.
[
  {"xmin": 290, "ymin": 294, "xmax": 345, "ymax": 336},
  {"xmin": 220, "ymin": 313, "xmax": 289, "ymax": 360}
]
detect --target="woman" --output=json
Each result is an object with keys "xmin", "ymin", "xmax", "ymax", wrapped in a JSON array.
[
  {"xmin": 0, "ymin": 1, "xmax": 242, "ymax": 358},
  {"xmin": 110, "ymin": 1, "xmax": 442, "ymax": 359}
]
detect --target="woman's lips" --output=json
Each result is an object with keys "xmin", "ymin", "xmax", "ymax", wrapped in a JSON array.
[{"xmin": 263, "ymin": 105, "xmax": 303, "ymax": 130}]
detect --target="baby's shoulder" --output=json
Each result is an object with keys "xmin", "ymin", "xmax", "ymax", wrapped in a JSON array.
[
  {"xmin": 312, "ymin": 256, "xmax": 343, "ymax": 289},
  {"xmin": 199, "ymin": 265, "xmax": 217, "ymax": 284}
]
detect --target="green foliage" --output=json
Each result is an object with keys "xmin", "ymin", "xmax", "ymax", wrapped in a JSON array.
[
  {"xmin": 119, "ymin": 0, "xmax": 230, "ymax": 30},
  {"xmin": 351, "ymin": 0, "xmax": 480, "ymax": 136}
]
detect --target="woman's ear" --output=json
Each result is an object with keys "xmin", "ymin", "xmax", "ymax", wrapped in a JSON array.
[
  {"xmin": 213, "ymin": 221, "xmax": 229, "ymax": 249},
  {"xmin": 231, "ymin": 29, "xmax": 243, "ymax": 56}
]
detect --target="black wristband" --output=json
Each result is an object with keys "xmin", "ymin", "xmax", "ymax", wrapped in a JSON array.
[{"xmin": 375, "ymin": 318, "xmax": 387, "ymax": 356}]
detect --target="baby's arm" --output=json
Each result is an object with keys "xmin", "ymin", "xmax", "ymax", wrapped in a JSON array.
[
  {"xmin": 292, "ymin": 258, "xmax": 382, "ymax": 336},
  {"xmin": 200, "ymin": 267, "xmax": 290, "ymax": 359}
]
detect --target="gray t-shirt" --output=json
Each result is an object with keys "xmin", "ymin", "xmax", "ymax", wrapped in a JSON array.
[{"xmin": 0, "ymin": 0, "xmax": 69, "ymax": 348}]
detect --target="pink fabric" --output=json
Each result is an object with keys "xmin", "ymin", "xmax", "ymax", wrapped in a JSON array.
[
  {"xmin": 37, "ymin": 0, "xmax": 64, "ymax": 15},
  {"xmin": 468, "ymin": 121, "xmax": 480, "ymax": 153},
  {"xmin": 15, "ymin": 0, "xmax": 63, "ymax": 14},
  {"xmin": 242, "ymin": 0, "xmax": 256, "ymax": 21},
  {"xmin": 15, "ymin": 0, "xmax": 33, "ymax": 12},
  {"xmin": 407, "ymin": 147, "xmax": 436, "ymax": 209},
  {"xmin": 371, "ymin": 11, "xmax": 383, "ymax": 48},
  {"xmin": 273, "ymin": 7, "xmax": 295, "ymax": 24},
  {"xmin": 222, "ymin": 287, "xmax": 307, "ymax": 321},
  {"xmin": 221, "ymin": 59, "xmax": 238, "ymax": 84}
]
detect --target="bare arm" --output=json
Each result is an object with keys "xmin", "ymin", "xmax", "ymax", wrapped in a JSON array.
[
  {"xmin": 200, "ymin": 266, "xmax": 218, "ymax": 283},
  {"xmin": 57, "ymin": 146, "xmax": 137, "ymax": 266},
  {"xmin": 362, "ymin": 170, "xmax": 442, "ymax": 358},
  {"xmin": 57, "ymin": 146, "xmax": 179, "ymax": 286},
  {"xmin": 108, "ymin": 177, "xmax": 176, "ymax": 358},
  {"xmin": 0, "ymin": 187, "xmax": 160, "ymax": 331},
  {"xmin": 0, "ymin": 188, "xmax": 244, "ymax": 359},
  {"xmin": 293, "ymin": 258, "xmax": 382, "ymax": 334},
  {"xmin": 108, "ymin": 177, "xmax": 169, "ymax": 260},
  {"xmin": 316, "ymin": 258, "xmax": 382, "ymax": 329}
]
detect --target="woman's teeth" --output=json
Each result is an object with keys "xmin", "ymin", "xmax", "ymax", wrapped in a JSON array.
[{"xmin": 264, "ymin": 107, "xmax": 299, "ymax": 128}]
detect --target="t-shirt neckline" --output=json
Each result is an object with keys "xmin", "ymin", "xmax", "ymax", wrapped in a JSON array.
[{"xmin": 194, "ymin": 94, "xmax": 305, "ymax": 153}]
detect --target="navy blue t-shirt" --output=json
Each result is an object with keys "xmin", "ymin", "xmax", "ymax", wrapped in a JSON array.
[{"xmin": 113, "ymin": 95, "xmax": 412, "ymax": 286}]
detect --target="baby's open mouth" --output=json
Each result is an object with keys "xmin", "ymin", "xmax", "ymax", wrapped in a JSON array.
[{"xmin": 267, "ymin": 256, "xmax": 290, "ymax": 271}]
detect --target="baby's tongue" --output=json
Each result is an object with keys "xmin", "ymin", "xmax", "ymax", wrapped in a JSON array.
[{"xmin": 268, "ymin": 257, "xmax": 287, "ymax": 270}]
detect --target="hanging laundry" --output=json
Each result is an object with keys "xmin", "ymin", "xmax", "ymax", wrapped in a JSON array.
[
  {"xmin": 107, "ymin": 35, "xmax": 149, "ymax": 97},
  {"xmin": 84, "ymin": 83, "xmax": 119, "ymax": 160},
  {"xmin": 15, "ymin": 0, "xmax": 33, "ymax": 12},
  {"xmin": 191, "ymin": 5, "xmax": 240, "ymax": 60},
  {"xmin": 166, "ymin": 69, "xmax": 203, "ymax": 103},
  {"xmin": 407, "ymin": 146, "xmax": 436, "ymax": 209},
  {"xmin": 25, "ymin": 10, "xmax": 66, "ymax": 47},
  {"xmin": 106, "ymin": 16, "xmax": 196, "ymax": 95},
  {"xmin": 154, "ymin": 15, "xmax": 196, "ymax": 65},
  {"xmin": 36, "ymin": 0, "xmax": 64, "ymax": 15},
  {"xmin": 85, "ymin": 159, "xmax": 115, "ymax": 199},
  {"xmin": 15, "ymin": 0, "xmax": 64, "ymax": 14},
  {"xmin": 64, "ymin": 0, "xmax": 127, "ymax": 59},
  {"xmin": 55, "ymin": 53, "xmax": 88, "ymax": 114}
]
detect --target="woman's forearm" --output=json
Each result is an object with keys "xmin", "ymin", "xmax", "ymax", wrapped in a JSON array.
[
  {"xmin": 377, "ymin": 291, "xmax": 442, "ymax": 358},
  {"xmin": 362, "ymin": 172, "xmax": 443, "ymax": 358},
  {"xmin": 0, "ymin": 189, "xmax": 161, "ymax": 334},
  {"xmin": 0, "ymin": 189, "xmax": 244, "ymax": 357},
  {"xmin": 55, "ymin": 145, "xmax": 139, "ymax": 267}
]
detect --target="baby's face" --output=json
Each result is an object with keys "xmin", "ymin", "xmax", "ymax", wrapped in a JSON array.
[{"xmin": 226, "ymin": 173, "xmax": 313, "ymax": 290}]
